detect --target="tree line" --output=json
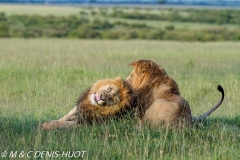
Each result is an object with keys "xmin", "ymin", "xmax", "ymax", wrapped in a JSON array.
[{"xmin": 1, "ymin": 8, "xmax": 240, "ymax": 41}]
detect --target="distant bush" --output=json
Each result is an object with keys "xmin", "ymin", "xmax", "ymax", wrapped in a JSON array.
[
  {"xmin": 110, "ymin": 10, "xmax": 160, "ymax": 20},
  {"xmin": 101, "ymin": 31, "xmax": 120, "ymax": 39},
  {"xmin": 110, "ymin": 8, "xmax": 240, "ymax": 25},
  {"xmin": 90, "ymin": 20, "xmax": 113, "ymax": 30},
  {"xmin": 0, "ymin": 12, "xmax": 7, "ymax": 22},
  {"xmin": 146, "ymin": 29, "xmax": 165, "ymax": 40},
  {"xmin": 0, "ymin": 22, "xmax": 9, "ymax": 37},
  {"xmin": 114, "ymin": 21, "xmax": 149, "ymax": 29},
  {"xmin": 68, "ymin": 25, "xmax": 101, "ymax": 39},
  {"xmin": 91, "ymin": 11, "xmax": 97, "ymax": 16},
  {"xmin": 165, "ymin": 25, "xmax": 175, "ymax": 31},
  {"xmin": 1, "ymin": 11, "xmax": 240, "ymax": 41},
  {"xmin": 22, "ymin": 26, "xmax": 42, "ymax": 38},
  {"xmin": 123, "ymin": 29, "xmax": 139, "ymax": 39},
  {"xmin": 79, "ymin": 10, "xmax": 88, "ymax": 15},
  {"xmin": 0, "ymin": 13, "xmax": 9, "ymax": 37}
]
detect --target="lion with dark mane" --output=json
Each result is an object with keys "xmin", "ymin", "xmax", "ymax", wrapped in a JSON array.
[
  {"xmin": 40, "ymin": 77, "xmax": 133, "ymax": 131},
  {"xmin": 126, "ymin": 59, "xmax": 224, "ymax": 129}
]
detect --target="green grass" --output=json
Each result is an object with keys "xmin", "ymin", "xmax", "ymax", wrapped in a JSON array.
[{"xmin": 0, "ymin": 39, "xmax": 240, "ymax": 159}]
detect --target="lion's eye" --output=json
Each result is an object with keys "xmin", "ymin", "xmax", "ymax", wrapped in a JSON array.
[
  {"xmin": 107, "ymin": 99, "xmax": 114, "ymax": 105},
  {"xmin": 108, "ymin": 87, "xmax": 112, "ymax": 92}
]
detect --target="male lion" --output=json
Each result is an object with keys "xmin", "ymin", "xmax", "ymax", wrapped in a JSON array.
[
  {"xmin": 126, "ymin": 59, "xmax": 224, "ymax": 129},
  {"xmin": 40, "ymin": 77, "xmax": 133, "ymax": 131}
]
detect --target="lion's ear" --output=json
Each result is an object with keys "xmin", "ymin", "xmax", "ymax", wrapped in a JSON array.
[
  {"xmin": 114, "ymin": 76, "xmax": 122, "ymax": 82},
  {"xmin": 130, "ymin": 61, "xmax": 137, "ymax": 67},
  {"xmin": 114, "ymin": 77, "xmax": 124, "ymax": 88},
  {"xmin": 131, "ymin": 60, "xmax": 150, "ymax": 73},
  {"xmin": 140, "ymin": 63, "xmax": 150, "ymax": 73}
]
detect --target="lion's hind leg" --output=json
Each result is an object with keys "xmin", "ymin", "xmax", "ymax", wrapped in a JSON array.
[
  {"xmin": 143, "ymin": 99, "xmax": 179, "ymax": 129},
  {"xmin": 143, "ymin": 98, "xmax": 191, "ymax": 129}
]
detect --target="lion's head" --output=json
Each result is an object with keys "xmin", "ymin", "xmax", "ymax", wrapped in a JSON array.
[
  {"xmin": 126, "ymin": 59, "xmax": 179, "ymax": 94},
  {"xmin": 88, "ymin": 77, "xmax": 132, "ymax": 107}
]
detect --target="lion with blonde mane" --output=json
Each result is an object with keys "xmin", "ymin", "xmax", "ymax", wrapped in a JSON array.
[
  {"xmin": 40, "ymin": 77, "xmax": 133, "ymax": 131},
  {"xmin": 126, "ymin": 59, "xmax": 224, "ymax": 129}
]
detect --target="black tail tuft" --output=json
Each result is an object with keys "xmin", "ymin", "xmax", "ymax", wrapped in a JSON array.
[{"xmin": 217, "ymin": 85, "xmax": 224, "ymax": 97}]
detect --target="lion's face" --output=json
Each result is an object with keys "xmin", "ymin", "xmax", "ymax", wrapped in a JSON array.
[
  {"xmin": 89, "ymin": 78, "xmax": 123, "ymax": 106},
  {"xmin": 126, "ymin": 70, "xmax": 142, "ymax": 91},
  {"xmin": 92, "ymin": 84, "xmax": 120, "ymax": 106}
]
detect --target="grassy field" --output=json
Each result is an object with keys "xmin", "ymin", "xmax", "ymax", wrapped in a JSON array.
[
  {"xmin": 0, "ymin": 4, "xmax": 81, "ymax": 16},
  {"xmin": 0, "ymin": 39, "xmax": 240, "ymax": 159}
]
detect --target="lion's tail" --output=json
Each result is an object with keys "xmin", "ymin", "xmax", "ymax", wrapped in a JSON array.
[{"xmin": 192, "ymin": 85, "xmax": 224, "ymax": 123}]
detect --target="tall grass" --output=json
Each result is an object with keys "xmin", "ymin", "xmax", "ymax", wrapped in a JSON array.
[{"xmin": 0, "ymin": 39, "xmax": 240, "ymax": 159}]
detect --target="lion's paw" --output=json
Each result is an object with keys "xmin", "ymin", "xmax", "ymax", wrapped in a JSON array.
[{"xmin": 39, "ymin": 120, "xmax": 59, "ymax": 131}]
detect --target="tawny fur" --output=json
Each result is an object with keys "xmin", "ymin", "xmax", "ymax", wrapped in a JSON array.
[{"xmin": 126, "ymin": 59, "xmax": 224, "ymax": 129}]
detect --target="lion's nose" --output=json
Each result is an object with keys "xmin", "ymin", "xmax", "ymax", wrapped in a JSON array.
[{"xmin": 101, "ymin": 94, "xmax": 107, "ymax": 100}]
